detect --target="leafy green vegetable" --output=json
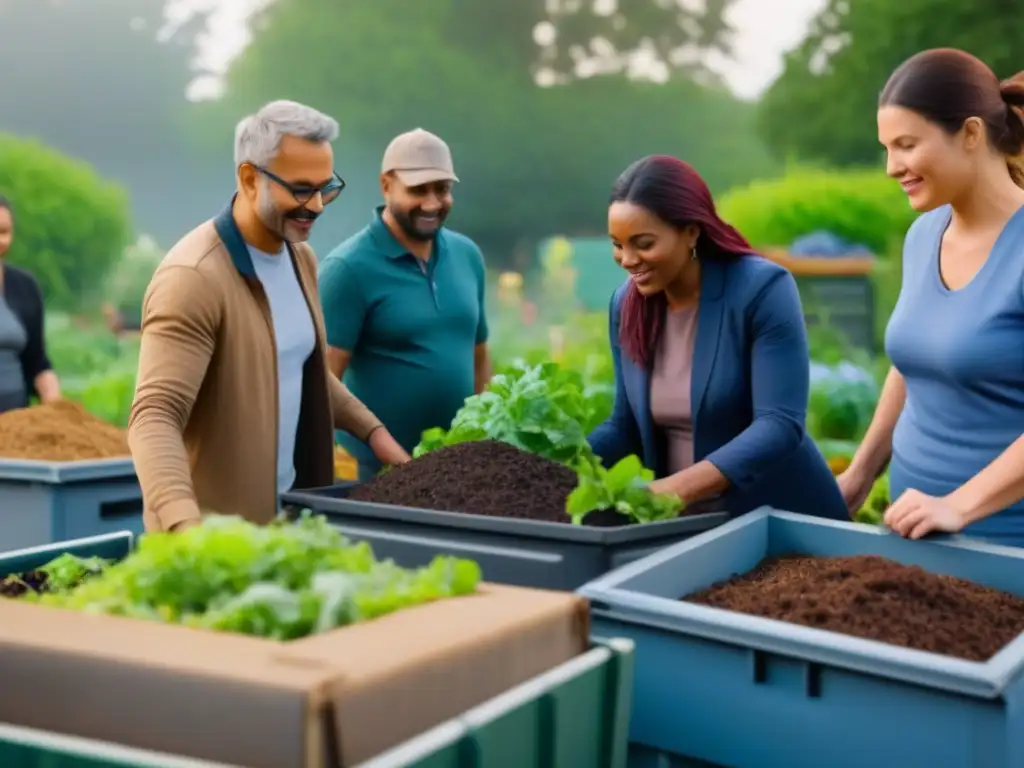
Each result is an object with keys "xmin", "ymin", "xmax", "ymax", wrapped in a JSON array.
[
  {"xmin": 854, "ymin": 473, "xmax": 889, "ymax": 525},
  {"xmin": 413, "ymin": 362, "xmax": 594, "ymax": 466},
  {"xmin": 567, "ymin": 455, "xmax": 684, "ymax": 524},
  {"xmin": 413, "ymin": 362, "xmax": 684, "ymax": 526},
  {"xmin": 494, "ymin": 359, "xmax": 612, "ymax": 435},
  {"xmin": 39, "ymin": 553, "xmax": 112, "ymax": 591},
  {"xmin": 32, "ymin": 513, "xmax": 481, "ymax": 640}
]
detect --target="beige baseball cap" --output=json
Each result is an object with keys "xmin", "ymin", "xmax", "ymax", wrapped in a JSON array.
[{"xmin": 381, "ymin": 128, "xmax": 459, "ymax": 187}]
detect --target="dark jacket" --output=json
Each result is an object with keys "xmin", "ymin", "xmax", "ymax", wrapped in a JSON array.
[
  {"xmin": 1, "ymin": 263, "xmax": 51, "ymax": 399},
  {"xmin": 588, "ymin": 256, "xmax": 847, "ymax": 521}
]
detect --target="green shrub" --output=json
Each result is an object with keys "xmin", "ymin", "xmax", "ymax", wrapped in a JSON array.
[
  {"xmin": 45, "ymin": 319, "xmax": 123, "ymax": 380},
  {"xmin": 103, "ymin": 235, "xmax": 163, "ymax": 322},
  {"xmin": 718, "ymin": 166, "xmax": 916, "ymax": 255},
  {"xmin": 0, "ymin": 134, "xmax": 132, "ymax": 309}
]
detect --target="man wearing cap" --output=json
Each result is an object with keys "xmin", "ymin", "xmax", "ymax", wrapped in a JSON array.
[{"xmin": 319, "ymin": 128, "xmax": 491, "ymax": 480}]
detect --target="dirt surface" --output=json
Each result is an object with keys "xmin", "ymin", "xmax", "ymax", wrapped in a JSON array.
[
  {"xmin": 0, "ymin": 400, "xmax": 129, "ymax": 461},
  {"xmin": 0, "ymin": 570, "xmax": 49, "ymax": 598},
  {"xmin": 350, "ymin": 440, "xmax": 606, "ymax": 524},
  {"xmin": 685, "ymin": 554, "xmax": 1024, "ymax": 662}
]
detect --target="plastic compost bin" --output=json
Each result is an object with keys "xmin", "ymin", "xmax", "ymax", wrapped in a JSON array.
[
  {"xmin": 281, "ymin": 484, "xmax": 729, "ymax": 591},
  {"xmin": 0, "ymin": 458, "xmax": 143, "ymax": 549},
  {"xmin": 577, "ymin": 508, "xmax": 1024, "ymax": 768},
  {"xmin": 0, "ymin": 721, "xmax": 231, "ymax": 767},
  {"xmin": 355, "ymin": 637, "xmax": 635, "ymax": 768}
]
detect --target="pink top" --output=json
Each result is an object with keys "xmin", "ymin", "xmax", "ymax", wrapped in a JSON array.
[{"xmin": 650, "ymin": 306, "xmax": 699, "ymax": 474}]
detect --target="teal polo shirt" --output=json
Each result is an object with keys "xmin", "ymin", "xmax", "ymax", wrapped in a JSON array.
[{"xmin": 319, "ymin": 207, "xmax": 488, "ymax": 477}]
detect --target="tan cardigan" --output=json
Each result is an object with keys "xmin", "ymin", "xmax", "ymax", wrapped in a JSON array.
[{"xmin": 128, "ymin": 202, "xmax": 381, "ymax": 531}]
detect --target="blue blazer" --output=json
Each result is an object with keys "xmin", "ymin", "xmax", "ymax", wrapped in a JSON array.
[{"xmin": 588, "ymin": 256, "xmax": 847, "ymax": 521}]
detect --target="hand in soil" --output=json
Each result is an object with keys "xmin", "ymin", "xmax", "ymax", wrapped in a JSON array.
[{"xmin": 884, "ymin": 489, "xmax": 966, "ymax": 539}]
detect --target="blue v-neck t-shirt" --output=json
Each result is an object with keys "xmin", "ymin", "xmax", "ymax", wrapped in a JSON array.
[{"xmin": 885, "ymin": 204, "xmax": 1024, "ymax": 544}]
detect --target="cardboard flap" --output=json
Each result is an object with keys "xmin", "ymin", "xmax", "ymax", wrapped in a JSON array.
[
  {"xmin": 0, "ymin": 600, "xmax": 322, "ymax": 682},
  {"xmin": 0, "ymin": 583, "xmax": 589, "ymax": 767},
  {"xmin": 281, "ymin": 585, "xmax": 590, "ymax": 765}
]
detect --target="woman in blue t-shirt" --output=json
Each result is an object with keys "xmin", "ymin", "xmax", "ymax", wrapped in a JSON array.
[{"xmin": 840, "ymin": 48, "xmax": 1024, "ymax": 545}]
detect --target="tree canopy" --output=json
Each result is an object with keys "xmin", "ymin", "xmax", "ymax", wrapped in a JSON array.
[
  {"xmin": 454, "ymin": 0, "xmax": 739, "ymax": 85},
  {"xmin": 758, "ymin": 0, "xmax": 1019, "ymax": 166},
  {"xmin": 0, "ymin": 0, "xmax": 223, "ymax": 246}
]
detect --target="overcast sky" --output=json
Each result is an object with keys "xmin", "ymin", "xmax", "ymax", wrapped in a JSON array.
[
  {"xmin": 715, "ymin": 0, "xmax": 825, "ymax": 97},
  {"xmin": 172, "ymin": 0, "xmax": 826, "ymax": 101}
]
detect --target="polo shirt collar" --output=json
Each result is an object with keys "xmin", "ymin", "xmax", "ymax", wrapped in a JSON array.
[{"xmin": 369, "ymin": 205, "xmax": 444, "ymax": 259}]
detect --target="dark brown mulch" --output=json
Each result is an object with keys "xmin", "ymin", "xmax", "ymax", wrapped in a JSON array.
[
  {"xmin": 350, "ymin": 440, "xmax": 629, "ymax": 526},
  {"xmin": 685, "ymin": 554, "xmax": 1024, "ymax": 662}
]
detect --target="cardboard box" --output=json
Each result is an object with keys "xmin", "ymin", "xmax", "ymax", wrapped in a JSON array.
[{"xmin": 0, "ymin": 584, "xmax": 588, "ymax": 766}]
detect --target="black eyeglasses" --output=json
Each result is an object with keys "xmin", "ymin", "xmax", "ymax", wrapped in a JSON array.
[{"xmin": 254, "ymin": 166, "xmax": 346, "ymax": 206}]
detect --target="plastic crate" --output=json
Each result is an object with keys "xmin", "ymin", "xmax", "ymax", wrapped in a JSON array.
[
  {"xmin": 0, "ymin": 458, "xmax": 143, "ymax": 549},
  {"xmin": 281, "ymin": 485, "xmax": 728, "ymax": 591},
  {"xmin": 355, "ymin": 638, "xmax": 635, "ymax": 768},
  {"xmin": 577, "ymin": 508, "xmax": 1024, "ymax": 768},
  {"xmin": 0, "ymin": 721, "xmax": 229, "ymax": 767},
  {"xmin": 0, "ymin": 530, "xmax": 134, "ymax": 577}
]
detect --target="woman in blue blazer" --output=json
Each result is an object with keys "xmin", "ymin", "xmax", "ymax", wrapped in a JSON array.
[{"xmin": 588, "ymin": 155, "xmax": 847, "ymax": 520}]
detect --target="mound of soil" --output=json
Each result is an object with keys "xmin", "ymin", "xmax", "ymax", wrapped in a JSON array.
[
  {"xmin": 686, "ymin": 555, "xmax": 1024, "ymax": 662},
  {"xmin": 351, "ymin": 440, "xmax": 615, "ymax": 524},
  {"xmin": 0, "ymin": 400, "xmax": 128, "ymax": 461},
  {"xmin": 0, "ymin": 570, "xmax": 50, "ymax": 598}
]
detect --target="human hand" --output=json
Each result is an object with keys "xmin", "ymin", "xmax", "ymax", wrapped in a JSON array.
[
  {"xmin": 883, "ymin": 489, "xmax": 966, "ymax": 540},
  {"xmin": 170, "ymin": 518, "xmax": 201, "ymax": 533},
  {"xmin": 647, "ymin": 477, "xmax": 681, "ymax": 498},
  {"xmin": 368, "ymin": 428, "xmax": 411, "ymax": 468},
  {"xmin": 837, "ymin": 467, "xmax": 874, "ymax": 518}
]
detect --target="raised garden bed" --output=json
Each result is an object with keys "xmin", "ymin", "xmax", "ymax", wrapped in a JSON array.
[
  {"xmin": 284, "ymin": 442, "xmax": 728, "ymax": 591},
  {"xmin": 578, "ymin": 508, "xmax": 1024, "ymax": 768},
  {"xmin": 351, "ymin": 440, "xmax": 702, "ymax": 527},
  {"xmin": 0, "ymin": 522, "xmax": 593, "ymax": 766}
]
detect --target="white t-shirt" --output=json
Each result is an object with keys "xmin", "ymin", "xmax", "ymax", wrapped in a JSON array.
[{"xmin": 247, "ymin": 244, "xmax": 316, "ymax": 494}]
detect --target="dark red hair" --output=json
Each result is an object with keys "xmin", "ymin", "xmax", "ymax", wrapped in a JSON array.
[{"xmin": 612, "ymin": 155, "xmax": 755, "ymax": 368}]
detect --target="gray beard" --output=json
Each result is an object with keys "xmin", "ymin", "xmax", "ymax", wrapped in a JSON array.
[{"xmin": 257, "ymin": 179, "xmax": 291, "ymax": 241}]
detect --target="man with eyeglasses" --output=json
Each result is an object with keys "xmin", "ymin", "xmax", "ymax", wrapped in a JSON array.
[
  {"xmin": 319, "ymin": 128, "xmax": 491, "ymax": 481},
  {"xmin": 128, "ymin": 100, "xmax": 409, "ymax": 532}
]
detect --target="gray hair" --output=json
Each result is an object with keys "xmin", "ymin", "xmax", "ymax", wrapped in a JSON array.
[{"xmin": 233, "ymin": 100, "xmax": 339, "ymax": 167}]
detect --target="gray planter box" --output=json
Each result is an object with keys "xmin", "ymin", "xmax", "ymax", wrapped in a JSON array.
[{"xmin": 282, "ymin": 483, "xmax": 728, "ymax": 591}]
